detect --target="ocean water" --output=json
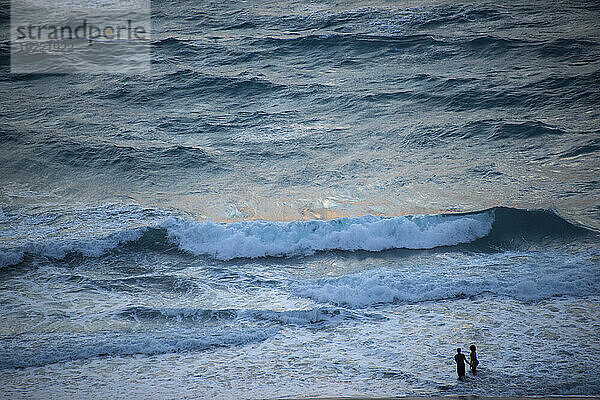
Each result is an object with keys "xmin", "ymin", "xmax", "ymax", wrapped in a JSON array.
[{"xmin": 1, "ymin": 0, "xmax": 600, "ymax": 398}]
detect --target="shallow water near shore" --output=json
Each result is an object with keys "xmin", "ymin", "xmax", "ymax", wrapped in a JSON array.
[
  {"xmin": 1, "ymin": 0, "xmax": 599, "ymax": 398},
  {"xmin": 1, "ymin": 207, "xmax": 599, "ymax": 398}
]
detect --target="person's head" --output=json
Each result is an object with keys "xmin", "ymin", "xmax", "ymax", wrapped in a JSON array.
[
  {"xmin": 456, "ymin": 348, "xmax": 461, "ymax": 354},
  {"xmin": 470, "ymin": 345, "xmax": 476, "ymax": 352}
]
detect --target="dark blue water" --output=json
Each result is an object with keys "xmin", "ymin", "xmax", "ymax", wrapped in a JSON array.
[{"xmin": 1, "ymin": 1, "xmax": 599, "ymax": 398}]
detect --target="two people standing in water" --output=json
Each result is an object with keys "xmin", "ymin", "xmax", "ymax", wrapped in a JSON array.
[{"xmin": 454, "ymin": 345, "xmax": 478, "ymax": 381}]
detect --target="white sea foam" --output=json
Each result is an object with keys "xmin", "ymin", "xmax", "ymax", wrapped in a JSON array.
[
  {"xmin": 163, "ymin": 211, "xmax": 494, "ymax": 260},
  {"xmin": 293, "ymin": 251, "xmax": 600, "ymax": 307}
]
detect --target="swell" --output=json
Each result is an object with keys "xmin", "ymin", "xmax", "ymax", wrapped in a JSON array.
[
  {"xmin": 77, "ymin": 67, "xmax": 286, "ymax": 104},
  {"xmin": 326, "ymin": 68, "xmax": 599, "ymax": 114},
  {"xmin": 416, "ymin": 5, "xmax": 505, "ymax": 28},
  {"xmin": 558, "ymin": 137, "xmax": 600, "ymax": 159},
  {"xmin": 151, "ymin": 33, "xmax": 531, "ymax": 62},
  {"xmin": 250, "ymin": 33, "xmax": 439, "ymax": 52},
  {"xmin": 538, "ymin": 38, "xmax": 600, "ymax": 59},
  {"xmin": 152, "ymin": 34, "xmax": 599, "ymax": 63},
  {"xmin": 0, "ymin": 207, "xmax": 594, "ymax": 267},
  {"xmin": 473, "ymin": 207, "xmax": 591, "ymax": 246},
  {"xmin": 459, "ymin": 120, "xmax": 568, "ymax": 141},
  {"xmin": 148, "ymin": 5, "xmax": 598, "ymax": 58},
  {"xmin": 5, "ymin": 135, "xmax": 221, "ymax": 173}
]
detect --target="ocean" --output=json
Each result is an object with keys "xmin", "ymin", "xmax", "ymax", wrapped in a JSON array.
[{"xmin": 1, "ymin": 0, "xmax": 599, "ymax": 398}]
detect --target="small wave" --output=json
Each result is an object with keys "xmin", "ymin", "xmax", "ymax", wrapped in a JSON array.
[
  {"xmin": 0, "ymin": 328, "xmax": 277, "ymax": 369},
  {"xmin": 119, "ymin": 306, "xmax": 238, "ymax": 323},
  {"xmin": 294, "ymin": 269, "xmax": 467, "ymax": 307},
  {"xmin": 156, "ymin": 69, "xmax": 286, "ymax": 94},
  {"xmin": 34, "ymin": 228, "xmax": 143, "ymax": 258},
  {"xmin": 0, "ymin": 250, "xmax": 23, "ymax": 268},
  {"xmin": 153, "ymin": 37, "xmax": 186, "ymax": 46},
  {"xmin": 252, "ymin": 32, "xmax": 529, "ymax": 58},
  {"xmin": 488, "ymin": 120, "xmax": 566, "ymax": 140},
  {"xmin": 463, "ymin": 36, "xmax": 529, "ymax": 53},
  {"xmin": 152, "ymin": 37, "xmax": 197, "ymax": 54},
  {"xmin": 252, "ymin": 33, "xmax": 439, "ymax": 54},
  {"xmin": 118, "ymin": 306, "xmax": 371, "ymax": 326},
  {"xmin": 417, "ymin": 5, "xmax": 505, "ymax": 28},
  {"xmin": 97, "ymin": 69, "xmax": 286, "ymax": 102},
  {"xmin": 217, "ymin": 21, "xmax": 256, "ymax": 31},
  {"xmin": 274, "ymin": 8, "xmax": 376, "ymax": 31},
  {"xmin": 0, "ymin": 204, "xmax": 165, "ymax": 268},
  {"xmin": 559, "ymin": 137, "xmax": 600, "ymax": 159},
  {"xmin": 0, "ymin": 227, "xmax": 146, "ymax": 268},
  {"xmin": 538, "ymin": 38, "xmax": 600, "ymax": 59},
  {"xmin": 250, "ymin": 308, "xmax": 358, "ymax": 325},
  {"xmin": 9, "ymin": 134, "xmax": 221, "ymax": 174},
  {"xmin": 522, "ymin": 70, "xmax": 600, "ymax": 96},
  {"xmin": 445, "ymin": 120, "xmax": 568, "ymax": 140}
]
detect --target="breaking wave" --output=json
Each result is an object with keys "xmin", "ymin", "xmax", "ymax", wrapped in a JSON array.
[
  {"xmin": 0, "ymin": 207, "xmax": 593, "ymax": 267},
  {"xmin": 163, "ymin": 211, "xmax": 494, "ymax": 260}
]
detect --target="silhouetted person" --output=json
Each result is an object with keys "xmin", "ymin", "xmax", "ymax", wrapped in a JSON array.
[
  {"xmin": 469, "ymin": 344, "xmax": 479, "ymax": 375},
  {"xmin": 454, "ymin": 348, "xmax": 467, "ymax": 381}
]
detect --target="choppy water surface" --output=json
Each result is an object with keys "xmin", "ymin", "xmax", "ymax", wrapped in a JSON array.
[{"xmin": 1, "ymin": 0, "xmax": 599, "ymax": 398}]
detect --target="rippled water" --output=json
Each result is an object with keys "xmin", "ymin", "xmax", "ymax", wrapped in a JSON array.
[{"xmin": 1, "ymin": 0, "xmax": 599, "ymax": 398}]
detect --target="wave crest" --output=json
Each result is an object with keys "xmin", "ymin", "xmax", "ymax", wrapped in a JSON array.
[{"xmin": 163, "ymin": 212, "xmax": 494, "ymax": 260}]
